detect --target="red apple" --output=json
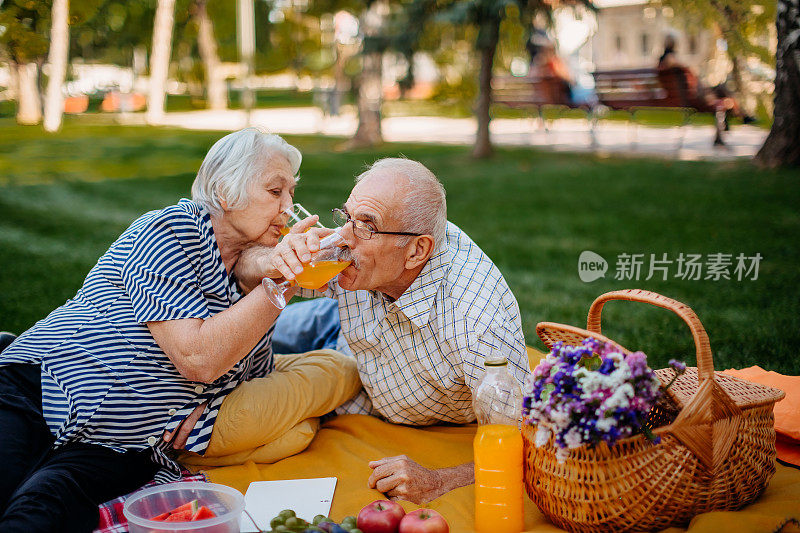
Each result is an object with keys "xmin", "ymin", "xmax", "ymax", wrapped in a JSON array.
[
  {"xmin": 357, "ymin": 500, "xmax": 406, "ymax": 533},
  {"xmin": 398, "ymin": 509, "xmax": 449, "ymax": 533}
]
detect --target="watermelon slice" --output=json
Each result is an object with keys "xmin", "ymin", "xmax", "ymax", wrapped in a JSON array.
[
  {"xmin": 150, "ymin": 499, "xmax": 200, "ymax": 521},
  {"xmin": 164, "ymin": 510, "xmax": 193, "ymax": 522},
  {"xmin": 191, "ymin": 506, "xmax": 217, "ymax": 521}
]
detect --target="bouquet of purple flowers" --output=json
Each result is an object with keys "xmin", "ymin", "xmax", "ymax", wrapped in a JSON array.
[{"xmin": 522, "ymin": 338, "xmax": 686, "ymax": 463}]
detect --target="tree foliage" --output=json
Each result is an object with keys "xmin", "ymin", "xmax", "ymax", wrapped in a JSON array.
[
  {"xmin": 659, "ymin": 0, "xmax": 774, "ymax": 65},
  {"xmin": 0, "ymin": 0, "xmax": 52, "ymax": 63}
]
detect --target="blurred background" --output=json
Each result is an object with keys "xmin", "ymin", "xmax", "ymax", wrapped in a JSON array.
[
  {"xmin": 0, "ymin": 0, "xmax": 779, "ymax": 133},
  {"xmin": 1, "ymin": 0, "xmax": 798, "ymax": 374}
]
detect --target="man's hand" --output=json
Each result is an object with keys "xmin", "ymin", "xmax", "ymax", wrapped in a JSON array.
[{"xmin": 367, "ymin": 455, "xmax": 474, "ymax": 504}]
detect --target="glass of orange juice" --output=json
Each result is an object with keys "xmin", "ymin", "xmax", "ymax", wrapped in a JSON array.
[
  {"xmin": 280, "ymin": 203, "xmax": 325, "ymax": 236},
  {"xmin": 261, "ymin": 231, "xmax": 350, "ymax": 309}
]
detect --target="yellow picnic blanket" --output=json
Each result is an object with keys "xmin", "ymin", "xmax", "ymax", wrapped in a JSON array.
[
  {"xmin": 201, "ymin": 414, "xmax": 800, "ymax": 533},
  {"xmin": 193, "ymin": 347, "xmax": 800, "ymax": 532}
]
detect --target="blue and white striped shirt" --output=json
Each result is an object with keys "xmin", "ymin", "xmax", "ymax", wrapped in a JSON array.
[{"xmin": 0, "ymin": 199, "xmax": 274, "ymax": 479}]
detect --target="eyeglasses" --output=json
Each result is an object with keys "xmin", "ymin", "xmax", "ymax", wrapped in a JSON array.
[{"xmin": 331, "ymin": 208, "xmax": 422, "ymax": 240}]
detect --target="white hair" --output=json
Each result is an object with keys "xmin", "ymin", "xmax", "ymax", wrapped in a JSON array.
[
  {"xmin": 356, "ymin": 158, "xmax": 447, "ymax": 247},
  {"xmin": 191, "ymin": 128, "xmax": 302, "ymax": 215}
]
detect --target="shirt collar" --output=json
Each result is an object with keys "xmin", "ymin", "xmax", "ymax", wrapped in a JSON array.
[{"xmin": 393, "ymin": 241, "xmax": 451, "ymax": 329}]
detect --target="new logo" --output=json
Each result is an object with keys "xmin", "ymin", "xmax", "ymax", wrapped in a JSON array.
[{"xmin": 578, "ymin": 251, "xmax": 608, "ymax": 282}]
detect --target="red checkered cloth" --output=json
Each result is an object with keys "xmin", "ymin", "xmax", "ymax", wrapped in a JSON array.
[{"xmin": 94, "ymin": 471, "xmax": 208, "ymax": 533}]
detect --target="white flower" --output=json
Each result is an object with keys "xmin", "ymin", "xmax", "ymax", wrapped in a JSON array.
[
  {"xmin": 601, "ymin": 382, "xmax": 634, "ymax": 412},
  {"xmin": 564, "ymin": 427, "xmax": 583, "ymax": 449},
  {"xmin": 550, "ymin": 406, "xmax": 571, "ymax": 426},
  {"xmin": 596, "ymin": 416, "xmax": 617, "ymax": 432},
  {"xmin": 555, "ymin": 447, "xmax": 569, "ymax": 464},
  {"xmin": 534, "ymin": 427, "xmax": 551, "ymax": 448}
]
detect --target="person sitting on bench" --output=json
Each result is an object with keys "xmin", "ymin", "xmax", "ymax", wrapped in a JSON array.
[{"xmin": 658, "ymin": 34, "xmax": 755, "ymax": 145}]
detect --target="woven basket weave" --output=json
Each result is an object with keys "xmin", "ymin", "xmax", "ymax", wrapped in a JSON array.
[{"xmin": 523, "ymin": 289, "xmax": 785, "ymax": 533}]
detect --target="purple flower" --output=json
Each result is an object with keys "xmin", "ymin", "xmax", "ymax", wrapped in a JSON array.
[
  {"xmin": 523, "ymin": 337, "xmax": 663, "ymax": 461},
  {"xmin": 597, "ymin": 358, "xmax": 616, "ymax": 375},
  {"xmin": 668, "ymin": 359, "xmax": 687, "ymax": 373}
]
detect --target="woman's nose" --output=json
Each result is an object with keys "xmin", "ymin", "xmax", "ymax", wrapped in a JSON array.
[{"xmin": 280, "ymin": 194, "xmax": 293, "ymax": 213}]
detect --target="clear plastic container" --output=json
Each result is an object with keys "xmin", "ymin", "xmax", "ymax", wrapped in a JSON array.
[{"xmin": 123, "ymin": 481, "xmax": 245, "ymax": 533}]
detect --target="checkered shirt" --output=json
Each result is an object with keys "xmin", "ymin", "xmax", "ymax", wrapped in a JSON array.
[{"xmin": 303, "ymin": 221, "xmax": 529, "ymax": 426}]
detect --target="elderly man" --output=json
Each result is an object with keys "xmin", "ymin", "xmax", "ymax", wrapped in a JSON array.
[{"xmin": 239, "ymin": 158, "xmax": 529, "ymax": 503}]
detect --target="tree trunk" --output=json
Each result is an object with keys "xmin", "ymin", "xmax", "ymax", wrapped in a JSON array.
[
  {"xmin": 15, "ymin": 62, "xmax": 42, "ymax": 125},
  {"xmin": 473, "ymin": 21, "xmax": 500, "ymax": 159},
  {"xmin": 147, "ymin": 0, "xmax": 176, "ymax": 124},
  {"xmin": 348, "ymin": 1, "xmax": 387, "ymax": 148},
  {"xmin": 43, "ymin": 0, "xmax": 70, "ymax": 132},
  {"xmin": 350, "ymin": 50, "xmax": 383, "ymax": 147},
  {"xmin": 725, "ymin": 52, "xmax": 755, "ymax": 116},
  {"xmin": 195, "ymin": 0, "xmax": 227, "ymax": 110},
  {"xmin": 6, "ymin": 57, "xmax": 19, "ymax": 101},
  {"xmin": 755, "ymin": 0, "xmax": 800, "ymax": 167}
]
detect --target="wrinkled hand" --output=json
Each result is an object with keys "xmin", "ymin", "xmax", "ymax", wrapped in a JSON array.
[
  {"xmin": 367, "ymin": 455, "xmax": 446, "ymax": 504},
  {"xmin": 267, "ymin": 216, "xmax": 333, "ymax": 281},
  {"xmin": 163, "ymin": 402, "xmax": 206, "ymax": 450}
]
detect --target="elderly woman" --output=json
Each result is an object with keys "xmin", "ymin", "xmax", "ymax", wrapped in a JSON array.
[{"xmin": 0, "ymin": 129, "xmax": 338, "ymax": 531}]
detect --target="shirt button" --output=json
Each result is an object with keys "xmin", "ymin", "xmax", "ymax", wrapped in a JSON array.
[
  {"xmin": 147, "ymin": 436, "xmax": 157, "ymax": 446},
  {"xmin": 194, "ymin": 385, "xmax": 204, "ymax": 394},
  {"xmin": 168, "ymin": 408, "xmax": 177, "ymax": 416}
]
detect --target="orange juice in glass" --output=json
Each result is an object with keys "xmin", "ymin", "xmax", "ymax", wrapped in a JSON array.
[
  {"xmin": 474, "ymin": 424, "xmax": 524, "ymax": 533},
  {"xmin": 293, "ymin": 260, "xmax": 351, "ymax": 290},
  {"xmin": 280, "ymin": 203, "xmax": 324, "ymax": 237},
  {"xmin": 262, "ymin": 232, "xmax": 347, "ymax": 309}
]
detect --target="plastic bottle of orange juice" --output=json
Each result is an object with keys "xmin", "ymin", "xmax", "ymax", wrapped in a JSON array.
[{"xmin": 473, "ymin": 356, "xmax": 524, "ymax": 533}]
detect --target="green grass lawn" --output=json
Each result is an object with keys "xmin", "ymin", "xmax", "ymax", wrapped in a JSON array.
[{"xmin": 1, "ymin": 118, "xmax": 798, "ymax": 374}]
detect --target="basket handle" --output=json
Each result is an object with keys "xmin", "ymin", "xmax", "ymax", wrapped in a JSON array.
[{"xmin": 586, "ymin": 289, "xmax": 714, "ymax": 382}]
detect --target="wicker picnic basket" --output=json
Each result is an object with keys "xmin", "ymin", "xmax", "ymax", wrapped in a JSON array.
[{"xmin": 523, "ymin": 289, "xmax": 785, "ymax": 533}]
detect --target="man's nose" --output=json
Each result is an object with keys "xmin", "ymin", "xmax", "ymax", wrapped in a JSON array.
[{"xmin": 339, "ymin": 220, "xmax": 357, "ymax": 247}]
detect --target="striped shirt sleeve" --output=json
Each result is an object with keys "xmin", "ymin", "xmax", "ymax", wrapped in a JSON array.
[{"xmin": 122, "ymin": 211, "xmax": 211, "ymax": 324}]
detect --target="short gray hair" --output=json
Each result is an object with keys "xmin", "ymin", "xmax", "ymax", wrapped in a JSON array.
[
  {"xmin": 357, "ymin": 158, "xmax": 447, "ymax": 247},
  {"xmin": 192, "ymin": 128, "xmax": 302, "ymax": 215}
]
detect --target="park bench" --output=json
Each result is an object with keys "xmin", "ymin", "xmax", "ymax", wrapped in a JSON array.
[
  {"xmin": 492, "ymin": 74, "xmax": 597, "ymax": 143},
  {"xmin": 592, "ymin": 66, "xmax": 723, "ymax": 147}
]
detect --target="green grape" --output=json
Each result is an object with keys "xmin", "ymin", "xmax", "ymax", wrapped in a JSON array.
[
  {"xmin": 279, "ymin": 509, "xmax": 297, "ymax": 520},
  {"xmin": 313, "ymin": 515, "xmax": 328, "ymax": 525},
  {"xmin": 285, "ymin": 516, "xmax": 301, "ymax": 529},
  {"xmin": 270, "ymin": 516, "xmax": 285, "ymax": 529}
]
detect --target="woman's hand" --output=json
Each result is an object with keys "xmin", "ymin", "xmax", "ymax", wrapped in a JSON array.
[
  {"xmin": 268, "ymin": 216, "xmax": 333, "ymax": 281},
  {"xmin": 163, "ymin": 402, "xmax": 207, "ymax": 449}
]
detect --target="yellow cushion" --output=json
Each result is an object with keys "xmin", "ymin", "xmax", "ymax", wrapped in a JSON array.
[{"xmin": 179, "ymin": 349, "xmax": 361, "ymax": 468}]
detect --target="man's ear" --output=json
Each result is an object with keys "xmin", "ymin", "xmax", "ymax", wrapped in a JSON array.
[{"xmin": 404, "ymin": 235, "xmax": 435, "ymax": 270}]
